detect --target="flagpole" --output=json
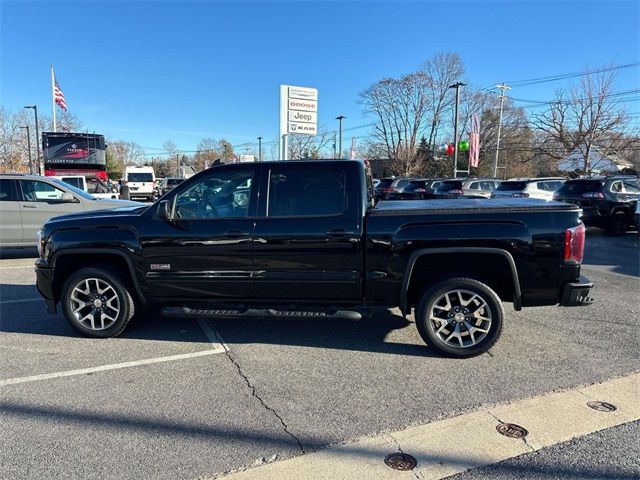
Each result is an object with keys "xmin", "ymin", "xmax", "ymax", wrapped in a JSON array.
[{"xmin": 51, "ymin": 65, "xmax": 57, "ymax": 132}]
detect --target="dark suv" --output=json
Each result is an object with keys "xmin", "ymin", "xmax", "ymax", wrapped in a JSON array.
[{"xmin": 553, "ymin": 176, "xmax": 640, "ymax": 235}]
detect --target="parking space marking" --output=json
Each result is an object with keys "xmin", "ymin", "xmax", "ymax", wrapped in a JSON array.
[
  {"xmin": 215, "ymin": 372, "xmax": 640, "ymax": 480},
  {"xmin": 0, "ymin": 298, "xmax": 41, "ymax": 305},
  {"xmin": 0, "ymin": 265, "xmax": 35, "ymax": 270},
  {"xmin": 197, "ymin": 318, "xmax": 230, "ymax": 351},
  {"xmin": 0, "ymin": 347, "xmax": 227, "ymax": 387}
]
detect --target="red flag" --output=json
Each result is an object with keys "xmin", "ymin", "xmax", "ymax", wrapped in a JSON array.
[
  {"xmin": 54, "ymin": 75, "xmax": 67, "ymax": 111},
  {"xmin": 469, "ymin": 113, "xmax": 480, "ymax": 168}
]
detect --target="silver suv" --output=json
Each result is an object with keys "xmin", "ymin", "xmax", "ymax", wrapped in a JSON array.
[
  {"xmin": 491, "ymin": 177, "xmax": 565, "ymax": 200},
  {"xmin": 0, "ymin": 174, "xmax": 141, "ymax": 247}
]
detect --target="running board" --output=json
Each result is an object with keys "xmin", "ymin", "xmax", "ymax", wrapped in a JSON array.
[{"xmin": 160, "ymin": 306, "xmax": 365, "ymax": 321}]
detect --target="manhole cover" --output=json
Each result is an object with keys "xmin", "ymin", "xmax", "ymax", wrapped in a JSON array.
[
  {"xmin": 496, "ymin": 423, "xmax": 528, "ymax": 438},
  {"xmin": 384, "ymin": 453, "xmax": 417, "ymax": 471},
  {"xmin": 587, "ymin": 401, "xmax": 617, "ymax": 412}
]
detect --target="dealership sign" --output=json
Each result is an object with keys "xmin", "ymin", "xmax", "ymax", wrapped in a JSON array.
[{"xmin": 280, "ymin": 84, "xmax": 318, "ymax": 159}]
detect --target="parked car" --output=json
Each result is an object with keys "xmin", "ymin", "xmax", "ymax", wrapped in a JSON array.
[
  {"xmin": 158, "ymin": 177, "xmax": 185, "ymax": 196},
  {"xmin": 391, "ymin": 179, "xmax": 430, "ymax": 200},
  {"xmin": 635, "ymin": 197, "xmax": 640, "ymax": 231},
  {"xmin": 386, "ymin": 177, "xmax": 419, "ymax": 199},
  {"xmin": 462, "ymin": 178, "xmax": 502, "ymax": 198},
  {"xmin": 374, "ymin": 177, "xmax": 395, "ymax": 200},
  {"xmin": 491, "ymin": 178, "xmax": 565, "ymax": 200},
  {"xmin": 35, "ymin": 160, "xmax": 593, "ymax": 358},
  {"xmin": 553, "ymin": 176, "xmax": 640, "ymax": 235},
  {"xmin": 0, "ymin": 174, "xmax": 141, "ymax": 247}
]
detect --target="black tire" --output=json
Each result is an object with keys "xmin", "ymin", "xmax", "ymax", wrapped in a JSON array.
[
  {"xmin": 61, "ymin": 267, "xmax": 135, "ymax": 338},
  {"xmin": 415, "ymin": 277, "xmax": 504, "ymax": 358},
  {"xmin": 607, "ymin": 211, "xmax": 628, "ymax": 236}
]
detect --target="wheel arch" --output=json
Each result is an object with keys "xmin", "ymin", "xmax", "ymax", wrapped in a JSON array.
[
  {"xmin": 400, "ymin": 247, "xmax": 522, "ymax": 316},
  {"xmin": 51, "ymin": 248, "xmax": 146, "ymax": 306}
]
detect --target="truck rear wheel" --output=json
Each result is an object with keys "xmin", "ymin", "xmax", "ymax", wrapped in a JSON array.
[
  {"xmin": 415, "ymin": 277, "xmax": 503, "ymax": 358},
  {"xmin": 61, "ymin": 267, "xmax": 135, "ymax": 338},
  {"xmin": 607, "ymin": 211, "xmax": 628, "ymax": 236}
]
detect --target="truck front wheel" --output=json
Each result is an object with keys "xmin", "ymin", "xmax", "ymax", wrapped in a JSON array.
[
  {"xmin": 61, "ymin": 267, "xmax": 135, "ymax": 338},
  {"xmin": 415, "ymin": 277, "xmax": 504, "ymax": 358}
]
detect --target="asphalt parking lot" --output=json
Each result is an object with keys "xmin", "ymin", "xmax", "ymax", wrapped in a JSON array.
[{"xmin": 1, "ymin": 228, "xmax": 638, "ymax": 479}]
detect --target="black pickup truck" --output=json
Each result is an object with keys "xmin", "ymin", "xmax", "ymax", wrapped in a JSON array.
[{"xmin": 35, "ymin": 160, "xmax": 593, "ymax": 357}]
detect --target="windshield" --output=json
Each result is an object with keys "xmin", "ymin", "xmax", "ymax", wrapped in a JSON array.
[
  {"xmin": 557, "ymin": 180, "xmax": 604, "ymax": 194},
  {"xmin": 376, "ymin": 179, "xmax": 393, "ymax": 189},
  {"xmin": 128, "ymin": 172, "xmax": 154, "ymax": 182},
  {"xmin": 497, "ymin": 181, "xmax": 527, "ymax": 191},
  {"xmin": 437, "ymin": 180, "xmax": 462, "ymax": 191},
  {"xmin": 50, "ymin": 178, "xmax": 96, "ymax": 200}
]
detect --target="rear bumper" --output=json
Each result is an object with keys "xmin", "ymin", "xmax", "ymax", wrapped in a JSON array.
[
  {"xmin": 559, "ymin": 275, "xmax": 594, "ymax": 307},
  {"xmin": 35, "ymin": 261, "xmax": 57, "ymax": 314}
]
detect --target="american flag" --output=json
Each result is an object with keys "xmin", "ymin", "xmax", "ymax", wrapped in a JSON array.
[
  {"xmin": 54, "ymin": 75, "xmax": 67, "ymax": 111},
  {"xmin": 469, "ymin": 113, "xmax": 480, "ymax": 168}
]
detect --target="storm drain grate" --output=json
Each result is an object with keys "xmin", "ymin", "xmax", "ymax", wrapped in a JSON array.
[
  {"xmin": 496, "ymin": 422, "xmax": 528, "ymax": 438},
  {"xmin": 587, "ymin": 401, "xmax": 617, "ymax": 412},
  {"xmin": 384, "ymin": 453, "xmax": 417, "ymax": 471}
]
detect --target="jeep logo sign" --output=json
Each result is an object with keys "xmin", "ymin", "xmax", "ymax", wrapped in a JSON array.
[{"xmin": 288, "ymin": 110, "xmax": 317, "ymax": 124}]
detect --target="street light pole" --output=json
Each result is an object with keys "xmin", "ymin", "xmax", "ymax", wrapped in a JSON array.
[
  {"xmin": 336, "ymin": 115, "xmax": 346, "ymax": 159},
  {"xmin": 494, "ymin": 84, "xmax": 511, "ymax": 178},
  {"xmin": 448, "ymin": 82, "xmax": 466, "ymax": 178},
  {"xmin": 257, "ymin": 137, "xmax": 262, "ymax": 161},
  {"xmin": 24, "ymin": 105, "xmax": 41, "ymax": 175},
  {"xmin": 20, "ymin": 125, "xmax": 33, "ymax": 174}
]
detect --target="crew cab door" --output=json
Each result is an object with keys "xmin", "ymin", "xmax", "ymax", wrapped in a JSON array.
[
  {"xmin": 252, "ymin": 162, "xmax": 363, "ymax": 301},
  {"xmin": 140, "ymin": 165, "xmax": 257, "ymax": 301}
]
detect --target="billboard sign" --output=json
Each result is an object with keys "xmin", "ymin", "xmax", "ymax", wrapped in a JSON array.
[
  {"xmin": 280, "ymin": 84, "xmax": 318, "ymax": 159},
  {"xmin": 43, "ymin": 132, "xmax": 106, "ymax": 166}
]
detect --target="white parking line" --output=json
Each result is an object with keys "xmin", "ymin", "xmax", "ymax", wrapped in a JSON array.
[
  {"xmin": 0, "ymin": 298, "xmax": 41, "ymax": 305},
  {"xmin": 215, "ymin": 372, "xmax": 640, "ymax": 480},
  {"xmin": 0, "ymin": 348, "xmax": 227, "ymax": 387},
  {"xmin": 0, "ymin": 265, "xmax": 35, "ymax": 270}
]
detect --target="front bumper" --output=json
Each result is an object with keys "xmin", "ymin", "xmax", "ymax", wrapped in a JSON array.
[
  {"xmin": 560, "ymin": 275, "xmax": 594, "ymax": 307},
  {"xmin": 35, "ymin": 260, "xmax": 57, "ymax": 314}
]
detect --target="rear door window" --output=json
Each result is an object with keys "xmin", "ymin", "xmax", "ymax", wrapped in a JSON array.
[
  {"xmin": 558, "ymin": 180, "xmax": 604, "ymax": 194},
  {"xmin": 480, "ymin": 181, "xmax": 496, "ymax": 190},
  {"xmin": 468, "ymin": 182, "xmax": 479, "ymax": 190},
  {"xmin": 0, "ymin": 179, "xmax": 16, "ymax": 201},
  {"xmin": 496, "ymin": 181, "xmax": 527, "ymax": 191},
  {"xmin": 267, "ymin": 166, "xmax": 346, "ymax": 217},
  {"xmin": 128, "ymin": 173, "xmax": 154, "ymax": 182}
]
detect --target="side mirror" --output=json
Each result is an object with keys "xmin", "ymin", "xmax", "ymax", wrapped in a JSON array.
[
  {"xmin": 157, "ymin": 199, "xmax": 171, "ymax": 220},
  {"xmin": 61, "ymin": 192, "xmax": 76, "ymax": 203}
]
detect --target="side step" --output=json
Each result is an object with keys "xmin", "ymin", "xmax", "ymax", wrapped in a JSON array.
[{"xmin": 160, "ymin": 306, "xmax": 366, "ymax": 321}]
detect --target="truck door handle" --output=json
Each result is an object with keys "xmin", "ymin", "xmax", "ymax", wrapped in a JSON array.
[
  {"xmin": 223, "ymin": 230, "xmax": 249, "ymax": 238},
  {"xmin": 22, "ymin": 204, "xmax": 38, "ymax": 209},
  {"xmin": 325, "ymin": 229, "xmax": 354, "ymax": 237}
]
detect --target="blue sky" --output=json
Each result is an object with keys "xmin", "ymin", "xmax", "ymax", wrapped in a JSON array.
[{"xmin": 2, "ymin": 0, "xmax": 638, "ymax": 156}]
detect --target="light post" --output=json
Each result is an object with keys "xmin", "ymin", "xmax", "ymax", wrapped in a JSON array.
[
  {"xmin": 257, "ymin": 136, "xmax": 262, "ymax": 161},
  {"xmin": 24, "ymin": 105, "xmax": 40, "ymax": 175},
  {"xmin": 448, "ymin": 82, "xmax": 466, "ymax": 178},
  {"xmin": 20, "ymin": 125, "xmax": 33, "ymax": 174},
  {"xmin": 336, "ymin": 115, "xmax": 346, "ymax": 159},
  {"xmin": 493, "ymin": 84, "xmax": 511, "ymax": 178}
]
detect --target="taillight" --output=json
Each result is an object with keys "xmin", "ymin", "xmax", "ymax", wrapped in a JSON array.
[
  {"xmin": 564, "ymin": 223, "xmax": 585, "ymax": 263},
  {"xmin": 582, "ymin": 192, "xmax": 605, "ymax": 199},
  {"xmin": 382, "ymin": 187, "xmax": 392, "ymax": 192},
  {"xmin": 450, "ymin": 189, "xmax": 464, "ymax": 195},
  {"xmin": 415, "ymin": 188, "xmax": 426, "ymax": 192}
]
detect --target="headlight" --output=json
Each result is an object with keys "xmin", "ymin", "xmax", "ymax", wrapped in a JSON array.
[{"xmin": 36, "ymin": 229, "xmax": 45, "ymax": 258}]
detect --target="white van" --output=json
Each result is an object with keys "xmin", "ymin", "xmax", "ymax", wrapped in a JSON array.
[{"xmin": 125, "ymin": 166, "xmax": 155, "ymax": 201}]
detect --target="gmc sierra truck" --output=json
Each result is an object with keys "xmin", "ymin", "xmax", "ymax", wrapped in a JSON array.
[{"xmin": 35, "ymin": 160, "xmax": 594, "ymax": 357}]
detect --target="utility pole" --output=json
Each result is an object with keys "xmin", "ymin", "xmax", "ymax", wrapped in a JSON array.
[
  {"xmin": 332, "ymin": 133, "xmax": 337, "ymax": 159},
  {"xmin": 449, "ymin": 82, "xmax": 466, "ymax": 178},
  {"xmin": 494, "ymin": 84, "xmax": 511, "ymax": 178},
  {"xmin": 24, "ymin": 105, "xmax": 41, "ymax": 175},
  {"xmin": 20, "ymin": 125, "xmax": 33, "ymax": 174},
  {"xmin": 176, "ymin": 153, "xmax": 180, "ymax": 177},
  {"xmin": 336, "ymin": 115, "xmax": 346, "ymax": 159},
  {"xmin": 257, "ymin": 136, "xmax": 263, "ymax": 161}
]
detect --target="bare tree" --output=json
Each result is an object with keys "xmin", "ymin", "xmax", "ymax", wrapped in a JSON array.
[
  {"xmin": 532, "ymin": 69, "xmax": 633, "ymax": 173},
  {"xmin": 0, "ymin": 107, "xmax": 32, "ymax": 173},
  {"xmin": 287, "ymin": 128, "xmax": 333, "ymax": 160}
]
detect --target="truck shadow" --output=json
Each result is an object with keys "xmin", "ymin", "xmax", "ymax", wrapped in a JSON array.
[{"xmin": 1, "ymin": 283, "xmax": 436, "ymax": 357}]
